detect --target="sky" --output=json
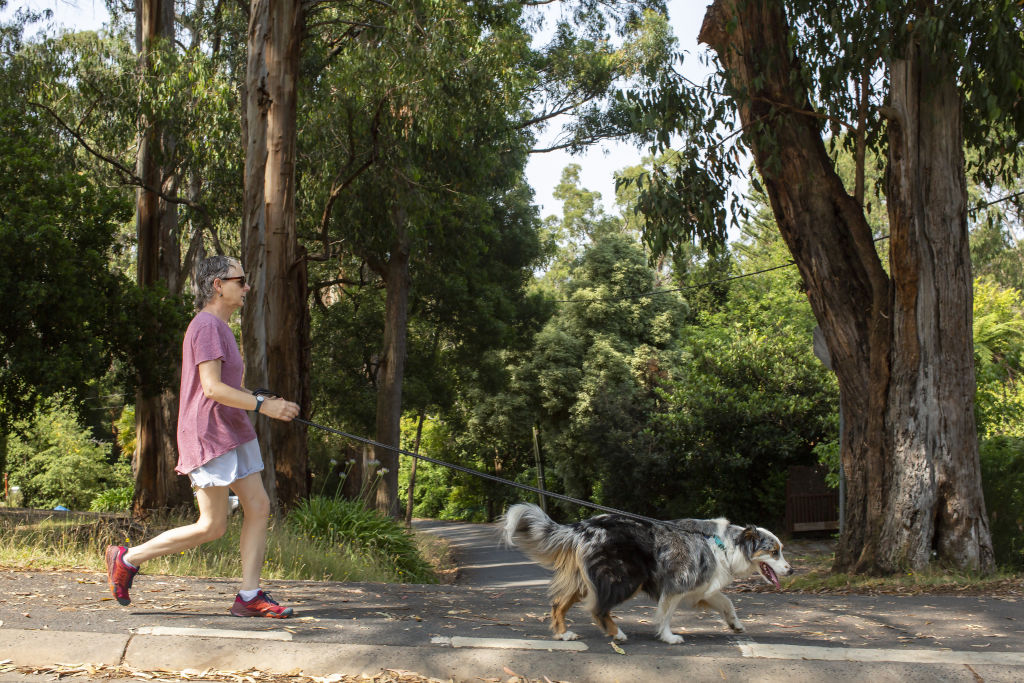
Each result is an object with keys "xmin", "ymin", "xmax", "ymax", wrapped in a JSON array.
[{"xmin": 3, "ymin": 0, "xmax": 714, "ymax": 220}]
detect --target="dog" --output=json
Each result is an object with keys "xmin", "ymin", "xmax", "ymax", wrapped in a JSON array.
[{"xmin": 499, "ymin": 503, "xmax": 792, "ymax": 644}]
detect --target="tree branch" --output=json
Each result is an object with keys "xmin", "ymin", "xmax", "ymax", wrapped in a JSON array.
[
  {"xmin": 28, "ymin": 100, "xmax": 207, "ymax": 213},
  {"xmin": 314, "ymin": 100, "xmax": 383, "ymax": 260},
  {"xmin": 518, "ymin": 96, "xmax": 598, "ymax": 129}
]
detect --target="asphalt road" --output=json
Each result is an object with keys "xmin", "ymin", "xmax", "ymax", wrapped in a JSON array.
[
  {"xmin": 1, "ymin": 520, "xmax": 1023, "ymax": 682},
  {"xmin": 411, "ymin": 518, "xmax": 551, "ymax": 588}
]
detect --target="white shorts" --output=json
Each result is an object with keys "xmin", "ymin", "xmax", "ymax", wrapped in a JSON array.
[{"xmin": 188, "ymin": 439, "xmax": 263, "ymax": 488}]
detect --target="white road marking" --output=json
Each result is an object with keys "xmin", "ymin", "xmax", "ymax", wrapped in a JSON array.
[
  {"xmin": 431, "ymin": 635, "xmax": 588, "ymax": 651},
  {"xmin": 134, "ymin": 626, "xmax": 293, "ymax": 641},
  {"xmin": 738, "ymin": 639, "xmax": 1024, "ymax": 666}
]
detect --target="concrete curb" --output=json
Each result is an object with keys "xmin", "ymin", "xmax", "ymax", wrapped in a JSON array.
[
  {"xmin": 1, "ymin": 628, "xmax": 690, "ymax": 680},
  {"xmin": 5, "ymin": 628, "xmax": 1024, "ymax": 682},
  {"xmin": 1, "ymin": 629, "xmax": 129, "ymax": 668}
]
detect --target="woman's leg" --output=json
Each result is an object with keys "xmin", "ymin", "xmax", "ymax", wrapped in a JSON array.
[
  {"xmin": 123, "ymin": 486, "xmax": 230, "ymax": 566},
  {"xmin": 229, "ymin": 472, "xmax": 271, "ymax": 591}
]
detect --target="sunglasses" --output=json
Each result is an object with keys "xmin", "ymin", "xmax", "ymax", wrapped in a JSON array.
[{"xmin": 220, "ymin": 276, "xmax": 247, "ymax": 287}]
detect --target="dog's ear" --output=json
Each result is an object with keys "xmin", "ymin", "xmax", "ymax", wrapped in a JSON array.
[{"xmin": 740, "ymin": 524, "xmax": 760, "ymax": 558}]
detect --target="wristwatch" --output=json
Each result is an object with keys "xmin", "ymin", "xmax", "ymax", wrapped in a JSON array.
[{"xmin": 254, "ymin": 394, "xmax": 266, "ymax": 414}]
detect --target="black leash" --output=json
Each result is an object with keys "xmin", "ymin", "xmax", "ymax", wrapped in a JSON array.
[{"xmin": 290, "ymin": 415, "xmax": 665, "ymax": 526}]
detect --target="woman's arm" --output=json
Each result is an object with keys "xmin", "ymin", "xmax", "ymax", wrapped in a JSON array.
[{"xmin": 198, "ymin": 360, "xmax": 299, "ymax": 421}]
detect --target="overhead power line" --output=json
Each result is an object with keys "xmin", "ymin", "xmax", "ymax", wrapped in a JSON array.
[{"xmin": 553, "ymin": 234, "xmax": 894, "ymax": 305}]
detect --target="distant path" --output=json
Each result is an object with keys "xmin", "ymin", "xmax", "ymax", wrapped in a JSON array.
[{"xmin": 412, "ymin": 518, "xmax": 551, "ymax": 588}]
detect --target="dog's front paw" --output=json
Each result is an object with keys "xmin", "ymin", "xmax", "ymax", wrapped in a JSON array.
[
  {"xmin": 729, "ymin": 621, "xmax": 746, "ymax": 633},
  {"xmin": 613, "ymin": 628, "xmax": 628, "ymax": 642},
  {"xmin": 557, "ymin": 630, "xmax": 580, "ymax": 641},
  {"xmin": 659, "ymin": 632, "xmax": 684, "ymax": 645}
]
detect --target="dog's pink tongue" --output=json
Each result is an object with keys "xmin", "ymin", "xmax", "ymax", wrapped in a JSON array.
[{"xmin": 760, "ymin": 562, "xmax": 780, "ymax": 589}]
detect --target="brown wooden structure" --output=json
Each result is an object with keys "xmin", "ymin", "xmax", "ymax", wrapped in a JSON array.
[{"xmin": 784, "ymin": 465, "xmax": 839, "ymax": 534}]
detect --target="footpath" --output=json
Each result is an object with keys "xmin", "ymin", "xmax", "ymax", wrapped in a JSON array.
[{"xmin": 1, "ymin": 521, "xmax": 1023, "ymax": 682}]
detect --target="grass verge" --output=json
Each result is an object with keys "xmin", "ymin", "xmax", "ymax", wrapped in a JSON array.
[
  {"xmin": 0, "ymin": 508, "xmax": 442, "ymax": 584},
  {"xmin": 779, "ymin": 539, "xmax": 1024, "ymax": 595}
]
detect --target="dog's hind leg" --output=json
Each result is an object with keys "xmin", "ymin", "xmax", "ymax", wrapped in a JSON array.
[
  {"xmin": 593, "ymin": 610, "xmax": 628, "ymax": 641},
  {"xmin": 653, "ymin": 593, "xmax": 686, "ymax": 644},
  {"xmin": 550, "ymin": 591, "xmax": 583, "ymax": 641},
  {"xmin": 699, "ymin": 592, "xmax": 744, "ymax": 633}
]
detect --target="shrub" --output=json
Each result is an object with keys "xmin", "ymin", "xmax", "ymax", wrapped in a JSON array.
[
  {"xmin": 7, "ymin": 400, "xmax": 117, "ymax": 510},
  {"xmin": 288, "ymin": 496, "xmax": 436, "ymax": 583},
  {"xmin": 979, "ymin": 436, "xmax": 1024, "ymax": 568},
  {"xmin": 89, "ymin": 486, "xmax": 134, "ymax": 512}
]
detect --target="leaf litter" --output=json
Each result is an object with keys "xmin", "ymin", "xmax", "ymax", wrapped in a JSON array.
[{"xmin": 0, "ymin": 662, "xmax": 572, "ymax": 683}]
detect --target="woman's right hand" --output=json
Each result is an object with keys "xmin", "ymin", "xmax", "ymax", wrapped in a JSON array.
[{"xmin": 263, "ymin": 397, "xmax": 300, "ymax": 422}]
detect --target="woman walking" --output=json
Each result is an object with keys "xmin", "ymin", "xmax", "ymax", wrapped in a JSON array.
[{"xmin": 105, "ymin": 255, "xmax": 300, "ymax": 618}]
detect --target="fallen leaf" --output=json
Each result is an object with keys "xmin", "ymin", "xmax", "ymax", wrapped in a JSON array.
[
  {"xmin": 610, "ymin": 641, "xmax": 626, "ymax": 655},
  {"xmin": 311, "ymin": 674, "xmax": 343, "ymax": 683}
]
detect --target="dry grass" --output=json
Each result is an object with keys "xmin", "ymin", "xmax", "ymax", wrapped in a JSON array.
[
  {"xmin": 0, "ymin": 509, "xmax": 440, "ymax": 584},
  {"xmin": 776, "ymin": 537, "xmax": 1024, "ymax": 595},
  {"xmin": 412, "ymin": 525, "xmax": 457, "ymax": 584}
]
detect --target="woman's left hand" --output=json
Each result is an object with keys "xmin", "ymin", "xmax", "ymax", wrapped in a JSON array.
[{"xmin": 262, "ymin": 397, "xmax": 300, "ymax": 422}]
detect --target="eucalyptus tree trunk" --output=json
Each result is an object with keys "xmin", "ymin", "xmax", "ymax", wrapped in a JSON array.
[
  {"xmin": 242, "ymin": 0, "xmax": 310, "ymax": 510},
  {"xmin": 132, "ymin": 0, "xmax": 192, "ymax": 515},
  {"xmin": 370, "ymin": 204, "xmax": 411, "ymax": 518},
  {"xmin": 699, "ymin": 0, "xmax": 993, "ymax": 573},
  {"xmin": 882, "ymin": 49, "xmax": 991, "ymax": 570}
]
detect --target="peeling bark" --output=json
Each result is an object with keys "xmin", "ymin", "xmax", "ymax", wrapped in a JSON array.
[
  {"xmin": 699, "ymin": 0, "xmax": 993, "ymax": 572},
  {"xmin": 132, "ymin": 0, "xmax": 191, "ymax": 515},
  {"xmin": 882, "ymin": 49, "xmax": 992, "ymax": 570},
  {"xmin": 242, "ymin": 0, "xmax": 310, "ymax": 510}
]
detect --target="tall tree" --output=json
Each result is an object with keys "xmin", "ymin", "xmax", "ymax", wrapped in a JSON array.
[
  {"xmin": 304, "ymin": 0, "xmax": 673, "ymax": 516},
  {"xmin": 132, "ymin": 0, "xmax": 192, "ymax": 514},
  {"xmin": 632, "ymin": 0, "xmax": 1024, "ymax": 573},
  {"xmin": 0, "ymin": 12, "xmax": 185, "ymax": 487},
  {"xmin": 242, "ymin": 0, "xmax": 309, "ymax": 509}
]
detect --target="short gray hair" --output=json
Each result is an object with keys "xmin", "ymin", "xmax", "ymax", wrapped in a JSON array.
[{"xmin": 193, "ymin": 255, "xmax": 239, "ymax": 309}]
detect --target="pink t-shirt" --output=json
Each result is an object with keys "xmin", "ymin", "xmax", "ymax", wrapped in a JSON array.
[{"xmin": 175, "ymin": 312, "xmax": 258, "ymax": 474}]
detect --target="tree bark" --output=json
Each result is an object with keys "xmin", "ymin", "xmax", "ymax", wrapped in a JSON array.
[
  {"xmin": 371, "ymin": 205, "xmax": 411, "ymax": 518},
  {"xmin": 882, "ymin": 48, "xmax": 992, "ymax": 570},
  {"xmin": 132, "ymin": 0, "xmax": 192, "ymax": 515},
  {"xmin": 242, "ymin": 0, "xmax": 310, "ymax": 510},
  {"xmin": 699, "ymin": 0, "xmax": 993, "ymax": 573}
]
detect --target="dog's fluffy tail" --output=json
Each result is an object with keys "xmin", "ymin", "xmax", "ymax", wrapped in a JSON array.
[{"xmin": 500, "ymin": 503, "xmax": 577, "ymax": 570}]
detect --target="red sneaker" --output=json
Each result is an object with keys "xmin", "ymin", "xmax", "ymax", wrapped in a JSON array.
[
  {"xmin": 230, "ymin": 590, "xmax": 294, "ymax": 618},
  {"xmin": 104, "ymin": 545, "xmax": 138, "ymax": 606}
]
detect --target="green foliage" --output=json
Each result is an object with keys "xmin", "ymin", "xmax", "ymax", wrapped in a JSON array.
[
  {"xmin": 629, "ymin": 2, "xmax": 1024, "ymax": 272},
  {"xmin": 303, "ymin": 0, "xmax": 554, "ymax": 453},
  {"xmin": 89, "ymin": 486, "xmax": 133, "ymax": 513},
  {"xmin": 7, "ymin": 400, "xmax": 121, "ymax": 510},
  {"xmin": 979, "ymin": 437, "xmax": 1024, "ymax": 568},
  {"xmin": 398, "ymin": 416, "xmax": 458, "ymax": 519},
  {"xmin": 0, "ymin": 17, "xmax": 190, "ymax": 435},
  {"xmin": 972, "ymin": 278, "xmax": 1024, "ymax": 439},
  {"xmin": 114, "ymin": 405, "xmax": 136, "ymax": 457},
  {"xmin": 521, "ymin": 233, "xmax": 689, "ymax": 517},
  {"xmin": 651, "ymin": 210, "xmax": 838, "ymax": 523},
  {"xmin": 288, "ymin": 496, "xmax": 436, "ymax": 584},
  {"xmin": 428, "ymin": 166, "xmax": 840, "ymax": 524}
]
